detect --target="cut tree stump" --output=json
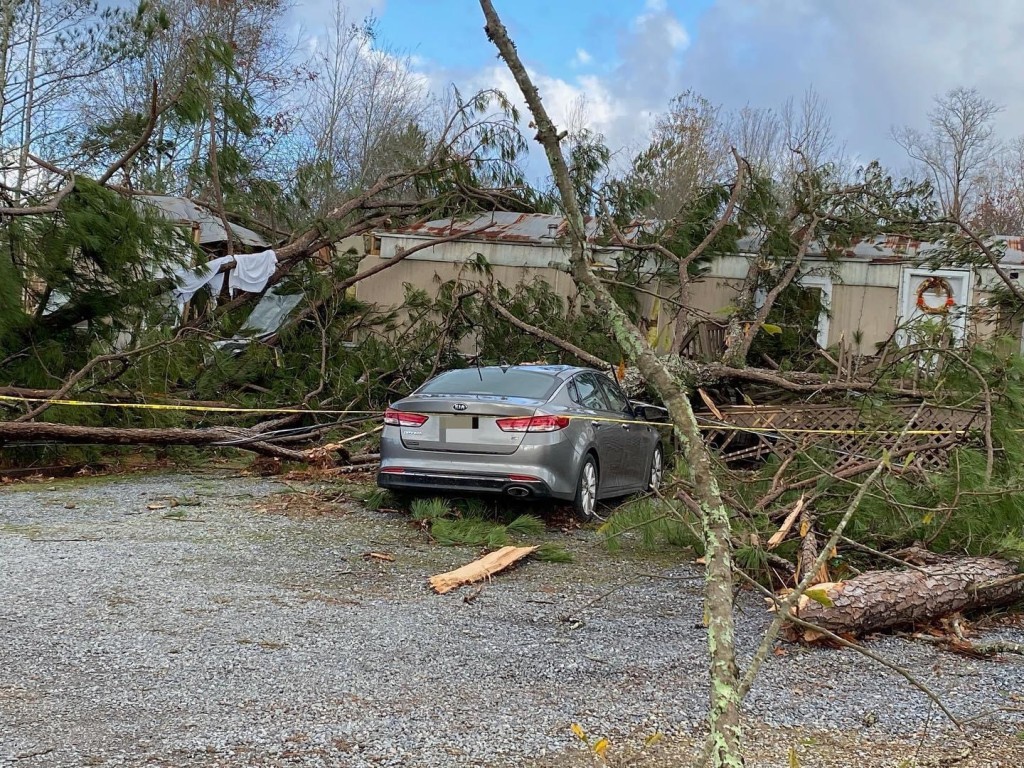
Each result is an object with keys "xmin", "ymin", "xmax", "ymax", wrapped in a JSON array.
[
  {"xmin": 786, "ymin": 557, "xmax": 1024, "ymax": 641},
  {"xmin": 429, "ymin": 545, "xmax": 539, "ymax": 594}
]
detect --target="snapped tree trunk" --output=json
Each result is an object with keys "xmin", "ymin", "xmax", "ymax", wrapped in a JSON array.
[{"xmin": 788, "ymin": 557, "xmax": 1024, "ymax": 640}]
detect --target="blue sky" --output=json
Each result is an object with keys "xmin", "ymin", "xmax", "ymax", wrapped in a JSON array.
[
  {"xmin": 288, "ymin": 0, "xmax": 1024, "ymax": 176},
  {"xmin": 367, "ymin": 1, "xmax": 714, "ymax": 80}
]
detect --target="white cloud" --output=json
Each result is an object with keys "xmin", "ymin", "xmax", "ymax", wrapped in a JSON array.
[
  {"xmin": 285, "ymin": 0, "xmax": 704, "ymax": 183},
  {"xmin": 634, "ymin": 1, "xmax": 690, "ymax": 50},
  {"xmin": 445, "ymin": 64, "xmax": 631, "ymax": 180},
  {"xmin": 678, "ymin": 0, "xmax": 1024, "ymax": 168},
  {"xmin": 469, "ymin": 64, "xmax": 623, "ymax": 133},
  {"xmin": 573, "ymin": 48, "xmax": 593, "ymax": 67},
  {"xmin": 409, "ymin": 2, "xmax": 695, "ymax": 180},
  {"xmin": 456, "ymin": 0, "xmax": 1024, "ymax": 180},
  {"xmin": 664, "ymin": 18, "xmax": 689, "ymax": 50}
]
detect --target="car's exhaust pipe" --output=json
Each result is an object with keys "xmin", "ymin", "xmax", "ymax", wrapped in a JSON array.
[{"xmin": 506, "ymin": 486, "xmax": 531, "ymax": 498}]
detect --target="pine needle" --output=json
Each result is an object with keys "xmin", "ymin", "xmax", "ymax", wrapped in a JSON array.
[
  {"xmin": 410, "ymin": 497, "xmax": 450, "ymax": 521},
  {"xmin": 534, "ymin": 543, "xmax": 574, "ymax": 563},
  {"xmin": 505, "ymin": 513, "xmax": 546, "ymax": 537}
]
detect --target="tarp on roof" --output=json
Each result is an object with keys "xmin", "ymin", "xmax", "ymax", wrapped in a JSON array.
[{"xmin": 137, "ymin": 194, "xmax": 268, "ymax": 248}]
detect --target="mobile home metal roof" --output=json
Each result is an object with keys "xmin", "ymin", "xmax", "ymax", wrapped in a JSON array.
[
  {"xmin": 137, "ymin": 194, "xmax": 268, "ymax": 248},
  {"xmin": 389, "ymin": 211, "xmax": 652, "ymax": 245},
  {"xmin": 737, "ymin": 232, "xmax": 1024, "ymax": 265}
]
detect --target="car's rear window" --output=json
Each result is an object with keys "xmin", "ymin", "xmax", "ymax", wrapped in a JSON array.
[{"xmin": 417, "ymin": 368, "xmax": 561, "ymax": 399}]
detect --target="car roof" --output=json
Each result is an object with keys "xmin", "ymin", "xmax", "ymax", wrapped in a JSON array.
[{"xmin": 469, "ymin": 364, "xmax": 595, "ymax": 380}]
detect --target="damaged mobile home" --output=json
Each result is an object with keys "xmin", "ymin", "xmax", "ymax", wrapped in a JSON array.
[{"xmin": 354, "ymin": 213, "xmax": 1024, "ymax": 357}]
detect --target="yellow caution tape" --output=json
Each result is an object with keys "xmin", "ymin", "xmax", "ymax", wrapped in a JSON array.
[
  {"xmin": 0, "ymin": 392, "xmax": 980, "ymax": 436},
  {"xmin": 698, "ymin": 425, "xmax": 971, "ymax": 436},
  {"xmin": 0, "ymin": 393, "xmax": 379, "ymax": 416}
]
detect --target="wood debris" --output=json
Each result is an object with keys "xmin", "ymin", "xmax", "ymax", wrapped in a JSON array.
[
  {"xmin": 428, "ymin": 545, "xmax": 539, "ymax": 594},
  {"xmin": 766, "ymin": 494, "xmax": 804, "ymax": 549}
]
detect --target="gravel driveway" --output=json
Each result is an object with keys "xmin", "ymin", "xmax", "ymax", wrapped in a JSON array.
[{"xmin": 1, "ymin": 472, "xmax": 1022, "ymax": 767}]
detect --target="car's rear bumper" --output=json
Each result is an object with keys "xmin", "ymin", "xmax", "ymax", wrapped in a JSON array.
[
  {"xmin": 377, "ymin": 469, "xmax": 556, "ymax": 498},
  {"xmin": 378, "ymin": 425, "xmax": 581, "ymax": 499}
]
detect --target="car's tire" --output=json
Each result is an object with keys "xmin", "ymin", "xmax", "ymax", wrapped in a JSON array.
[
  {"xmin": 648, "ymin": 444, "xmax": 664, "ymax": 493},
  {"xmin": 572, "ymin": 454, "xmax": 601, "ymax": 522}
]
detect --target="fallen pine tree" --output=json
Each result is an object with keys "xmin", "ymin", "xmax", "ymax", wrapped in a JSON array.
[
  {"xmin": 0, "ymin": 420, "xmax": 361, "ymax": 464},
  {"xmin": 785, "ymin": 557, "xmax": 1024, "ymax": 641}
]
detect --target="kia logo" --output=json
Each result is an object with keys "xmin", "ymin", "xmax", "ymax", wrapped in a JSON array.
[{"xmin": 453, "ymin": 403, "xmax": 468, "ymax": 411}]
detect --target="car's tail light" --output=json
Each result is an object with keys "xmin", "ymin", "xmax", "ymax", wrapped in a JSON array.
[
  {"xmin": 384, "ymin": 408, "xmax": 428, "ymax": 427},
  {"xmin": 508, "ymin": 474, "xmax": 541, "ymax": 482},
  {"xmin": 380, "ymin": 467, "xmax": 406, "ymax": 474},
  {"xmin": 495, "ymin": 415, "xmax": 570, "ymax": 432}
]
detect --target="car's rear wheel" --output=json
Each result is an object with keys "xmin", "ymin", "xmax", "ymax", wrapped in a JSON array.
[
  {"xmin": 573, "ymin": 455, "xmax": 600, "ymax": 522},
  {"xmin": 648, "ymin": 444, "xmax": 664, "ymax": 493}
]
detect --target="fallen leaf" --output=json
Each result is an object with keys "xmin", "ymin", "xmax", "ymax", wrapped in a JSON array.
[
  {"xmin": 804, "ymin": 587, "xmax": 834, "ymax": 608},
  {"xmin": 593, "ymin": 738, "xmax": 609, "ymax": 757},
  {"xmin": 147, "ymin": 503, "xmax": 166, "ymax": 510},
  {"xmin": 363, "ymin": 552, "xmax": 395, "ymax": 562},
  {"xmin": 644, "ymin": 732, "xmax": 663, "ymax": 748}
]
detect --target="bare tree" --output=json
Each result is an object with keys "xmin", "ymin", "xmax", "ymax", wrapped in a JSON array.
[
  {"xmin": 725, "ymin": 87, "xmax": 840, "ymax": 189},
  {"xmin": 893, "ymin": 87, "xmax": 1002, "ymax": 221},
  {"xmin": 780, "ymin": 88, "xmax": 837, "ymax": 173},
  {"xmin": 969, "ymin": 134, "xmax": 1024, "ymax": 234},
  {"xmin": 634, "ymin": 90, "xmax": 729, "ymax": 219},
  {"xmin": 0, "ymin": 0, "xmax": 140, "ymax": 193},
  {"xmin": 297, "ymin": 5, "xmax": 432, "ymax": 213},
  {"xmin": 729, "ymin": 104, "xmax": 779, "ymax": 178}
]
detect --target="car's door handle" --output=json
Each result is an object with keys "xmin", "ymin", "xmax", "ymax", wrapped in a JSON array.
[
  {"xmin": 621, "ymin": 424, "xmax": 630, "ymax": 430},
  {"xmin": 590, "ymin": 421, "xmax": 602, "ymax": 428}
]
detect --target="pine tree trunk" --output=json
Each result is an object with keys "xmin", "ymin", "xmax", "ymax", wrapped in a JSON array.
[
  {"xmin": 789, "ymin": 557, "xmax": 1024, "ymax": 640},
  {"xmin": 0, "ymin": 421, "xmax": 310, "ymax": 462}
]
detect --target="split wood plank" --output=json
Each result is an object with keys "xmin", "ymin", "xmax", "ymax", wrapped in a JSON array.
[{"xmin": 429, "ymin": 545, "xmax": 539, "ymax": 594}]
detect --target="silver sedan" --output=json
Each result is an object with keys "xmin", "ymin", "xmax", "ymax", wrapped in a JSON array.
[{"xmin": 377, "ymin": 365, "xmax": 666, "ymax": 520}]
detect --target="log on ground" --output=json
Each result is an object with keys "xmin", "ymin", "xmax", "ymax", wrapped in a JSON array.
[
  {"xmin": 787, "ymin": 556, "xmax": 1024, "ymax": 640},
  {"xmin": 429, "ymin": 545, "xmax": 539, "ymax": 594}
]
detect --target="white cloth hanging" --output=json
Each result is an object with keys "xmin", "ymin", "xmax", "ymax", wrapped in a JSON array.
[
  {"xmin": 171, "ymin": 255, "xmax": 234, "ymax": 312},
  {"xmin": 229, "ymin": 249, "xmax": 277, "ymax": 296}
]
